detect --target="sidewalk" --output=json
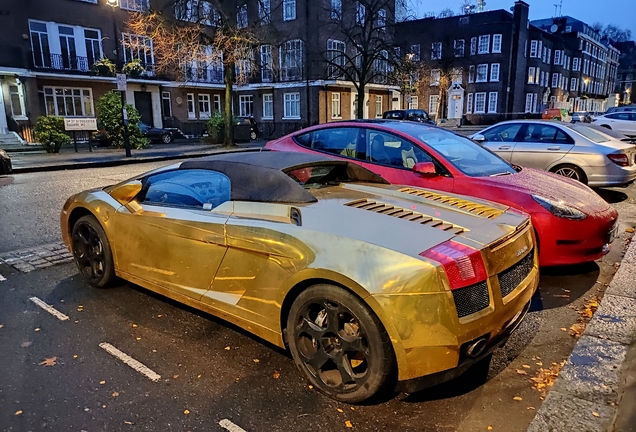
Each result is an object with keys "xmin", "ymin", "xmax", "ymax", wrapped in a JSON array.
[{"xmin": 4, "ymin": 140, "xmax": 267, "ymax": 174}]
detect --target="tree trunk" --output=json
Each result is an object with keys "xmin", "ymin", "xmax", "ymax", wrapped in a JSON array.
[
  {"xmin": 356, "ymin": 84, "xmax": 366, "ymax": 119},
  {"xmin": 223, "ymin": 61, "xmax": 235, "ymax": 147}
]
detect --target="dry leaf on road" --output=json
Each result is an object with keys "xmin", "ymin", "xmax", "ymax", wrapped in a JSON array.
[
  {"xmin": 183, "ymin": 409, "xmax": 190, "ymax": 415},
  {"xmin": 592, "ymin": 412, "xmax": 599, "ymax": 418},
  {"xmin": 522, "ymin": 364, "xmax": 531, "ymax": 369},
  {"xmin": 513, "ymin": 396, "xmax": 523, "ymax": 401},
  {"xmin": 39, "ymin": 357, "xmax": 57, "ymax": 367},
  {"xmin": 272, "ymin": 370, "xmax": 280, "ymax": 379},
  {"xmin": 224, "ymin": 346, "xmax": 231, "ymax": 351},
  {"xmin": 487, "ymin": 427, "xmax": 493, "ymax": 431},
  {"xmin": 345, "ymin": 420, "xmax": 353, "ymax": 428},
  {"xmin": 112, "ymin": 392, "xmax": 119, "ymax": 397},
  {"xmin": 15, "ymin": 410, "xmax": 23, "ymax": 416},
  {"xmin": 516, "ymin": 369, "xmax": 528, "ymax": 375},
  {"xmin": 337, "ymin": 408, "xmax": 344, "ymax": 413},
  {"xmin": 99, "ymin": 380, "xmax": 106, "ymax": 385},
  {"xmin": 253, "ymin": 359, "xmax": 260, "ymax": 363}
]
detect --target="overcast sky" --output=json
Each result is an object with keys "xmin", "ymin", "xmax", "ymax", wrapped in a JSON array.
[{"xmin": 412, "ymin": 0, "xmax": 636, "ymax": 38}]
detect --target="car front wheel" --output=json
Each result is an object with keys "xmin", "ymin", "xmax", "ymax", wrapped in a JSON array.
[
  {"xmin": 161, "ymin": 133, "xmax": 173, "ymax": 144},
  {"xmin": 286, "ymin": 284, "xmax": 396, "ymax": 403},
  {"xmin": 250, "ymin": 131, "xmax": 257, "ymax": 140},
  {"xmin": 71, "ymin": 215, "xmax": 116, "ymax": 288},
  {"xmin": 552, "ymin": 164, "xmax": 587, "ymax": 184}
]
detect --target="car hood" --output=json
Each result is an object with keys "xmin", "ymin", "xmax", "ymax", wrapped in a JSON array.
[{"xmin": 472, "ymin": 167, "xmax": 611, "ymax": 215}]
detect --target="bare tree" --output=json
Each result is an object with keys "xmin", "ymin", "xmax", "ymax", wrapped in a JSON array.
[{"xmin": 437, "ymin": 8, "xmax": 455, "ymax": 18}]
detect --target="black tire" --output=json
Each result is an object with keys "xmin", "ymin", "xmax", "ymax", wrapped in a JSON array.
[
  {"xmin": 600, "ymin": 124, "xmax": 612, "ymax": 130},
  {"xmin": 250, "ymin": 131, "xmax": 257, "ymax": 140},
  {"xmin": 161, "ymin": 133, "xmax": 173, "ymax": 144},
  {"xmin": 551, "ymin": 164, "xmax": 587, "ymax": 184},
  {"xmin": 286, "ymin": 284, "xmax": 395, "ymax": 403},
  {"xmin": 71, "ymin": 215, "xmax": 116, "ymax": 288}
]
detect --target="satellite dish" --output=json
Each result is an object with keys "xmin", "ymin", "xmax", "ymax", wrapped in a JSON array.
[{"xmin": 550, "ymin": 24, "xmax": 559, "ymax": 33}]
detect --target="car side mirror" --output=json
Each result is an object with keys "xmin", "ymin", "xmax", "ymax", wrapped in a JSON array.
[
  {"xmin": 472, "ymin": 134, "xmax": 486, "ymax": 142},
  {"xmin": 109, "ymin": 180, "xmax": 143, "ymax": 205},
  {"xmin": 413, "ymin": 162, "xmax": 437, "ymax": 176}
]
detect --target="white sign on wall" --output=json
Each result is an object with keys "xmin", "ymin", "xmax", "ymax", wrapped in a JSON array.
[
  {"xmin": 116, "ymin": 73, "xmax": 127, "ymax": 91},
  {"xmin": 64, "ymin": 118, "xmax": 98, "ymax": 131}
]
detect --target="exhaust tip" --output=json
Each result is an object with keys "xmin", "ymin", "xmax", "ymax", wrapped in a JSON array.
[{"xmin": 466, "ymin": 337, "xmax": 488, "ymax": 358}]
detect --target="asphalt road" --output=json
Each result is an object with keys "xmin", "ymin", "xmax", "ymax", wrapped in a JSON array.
[{"xmin": 1, "ymin": 164, "xmax": 635, "ymax": 431}]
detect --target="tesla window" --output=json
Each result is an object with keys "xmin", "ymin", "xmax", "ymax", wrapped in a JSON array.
[
  {"xmin": 564, "ymin": 124, "xmax": 609, "ymax": 143},
  {"xmin": 143, "ymin": 169, "xmax": 231, "ymax": 209}
]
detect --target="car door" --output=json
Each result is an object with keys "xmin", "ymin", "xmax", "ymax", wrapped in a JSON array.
[
  {"xmin": 477, "ymin": 123, "xmax": 524, "ymax": 162},
  {"xmin": 610, "ymin": 113, "xmax": 636, "ymax": 135},
  {"xmin": 511, "ymin": 123, "xmax": 575, "ymax": 169},
  {"xmin": 113, "ymin": 169, "xmax": 231, "ymax": 300}
]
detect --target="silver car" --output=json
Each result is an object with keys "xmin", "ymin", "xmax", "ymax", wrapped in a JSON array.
[{"xmin": 471, "ymin": 120, "xmax": 636, "ymax": 187}]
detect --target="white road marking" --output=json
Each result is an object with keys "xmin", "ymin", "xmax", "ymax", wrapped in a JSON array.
[
  {"xmin": 219, "ymin": 419, "xmax": 247, "ymax": 432},
  {"xmin": 99, "ymin": 342, "xmax": 161, "ymax": 382},
  {"xmin": 0, "ymin": 273, "xmax": 6, "ymax": 281},
  {"xmin": 29, "ymin": 297, "xmax": 69, "ymax": 321}
]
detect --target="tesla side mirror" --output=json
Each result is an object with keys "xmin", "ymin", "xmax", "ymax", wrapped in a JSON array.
[
  {"xmin": 413, "ymin": 162, "xmax": 437, "ymax": 176},
  {"xmin": 109, "ymin": 180, "xmax": 143, "ymax": 205},
  {"xmin": 472, "ymin": 134, "xmax": 486, "ymax": 142}
]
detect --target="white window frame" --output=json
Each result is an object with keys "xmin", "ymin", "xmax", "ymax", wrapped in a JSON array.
[
  {"xmin": 554, "ymin": 50, "xmax": 562, "ymax": 66},
  {"xmin": 198, "ymin": 94, "xmax": 211, "ymax": 119},
  {"xmin": 375, "ymin": 95, "xmax": 382, "ymax": 117},
  {"xmin": 327, "ymin": 39, "xmax": 346, "ymax": 79},
  {"xmin": 525, "ymin": 93, "xmax": 533, "ymax": 113},
  {"xmin": 260, "ymin": 45, "xmax": 273, "ymax": 82},
  {"xmin": 454, "ymin": 39, "xmax": 465, "ymax": 57},
  {"xmin": 430, "ymin": 69, "xmax": 440, "ymax": 86},
  {"xmin": 121, "ymin": 33, "xmax": 154, "ymax": 71},
  {"xmin": 409, "ymin": 44, "xmax": 420, "ymax": 62},
  {"xmin": 530, "ymin": 40, "xmax": 538, "ymax": 58},
  {"xmin": 487, "ymin": 92, "xmax": 498, "ymax": 113},
  {"xmin": 492, "ymin": 34, "xmax": 502, "ymax": 53},
  {"xmin": 573, "ymin": 57, "xmax": 580, "ymax": 71},
  {"xmin": 279, "ymin": 39, "xmax": 303, "ymax": 81},
  {"xmin": 528, "ymin": 67, "xmax": 535, "ymax": 84},
  {"xmin": 259, "ymin": 0, "xmax": 271, "ymax": 24},
  {"xmin": 8, "ymin": 84, "xmax": 27, "ymax": 119},
  {"xmin": 238, "ymin": 95, "xmax": 253, "ymax": 117},
  {"xmin": 187, "ymin": 93, "xmax": 196, "ymax": 119},
  {"xmin": 470, "ymin": 37, "xmax": 477, "ymax": 56},
  {"xmin": 161, "ymin": 91, "xmax": 172, "ymax": 117},
  {"xmin": 331, "ymin": 92, "xmax": 341, "ymax": 118},
  {"xmin": 283, "ymin": 0, "xmax": 296, "ymax": 21},
  {"xmin": 237, "ymin": 4, "xmax": 248, "ymax": 28},
  {"xmin": 377, "ymin": 8, "xmax": 386, "ymax": 31},
  {"xmin": 476, "ymin": 64, "xmax": 488, "ymax": 83},
  {"xmin": 213, "ymin": 94, "xmax": 221, "ymax": 113},
  {"xmin": 356, "ymin": 2, "xmax": 365, "ymax": 25},
  {"xmin": 474, "ymin": 92, "xmax": 486, "ymax": 113},
  {"xmin": 43, "ymin": 86, "xmax": 94, "ymax": 117},
  {"xmin": 119, "ymin": 0, "xmax": 148, "ymax": 12},
  {"xmin": 478, "ymin": 35, "xmax": 490, "ymax": 54},
  {"xmin": 283, "ymin": 92, "xmax": 301, "ymax": 119},
  {"xmin": 431, "ymin": 42, "xmax": 441, "ymax": 60},
  {"xmin": 466, "ymin": 93, "xmax": 473, "ymax": 114},
  {"xmin": 408, "ymin": 95, "xmax": 418, "ymax": 110},
  {"xmin": 552, "ymin": 73, "xmax": 559, "ymax": 88},
  {"xmin": 331, "ymin": 0, "xmax": 342, "ymax": 19},
  {"xmin": 490, "ymin": 63, "xmax": 500, "ymax": 82},
  {"xmin": 429, "ymin": 95, "xmax": 439, "ymax": 115},
  {"xmin": 468, "ymin": 65, "xmax": 475, "ymax": 83}
]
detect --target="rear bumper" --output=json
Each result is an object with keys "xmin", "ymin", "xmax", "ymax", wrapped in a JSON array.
[{"xmin": 585, "ymin": 163, "xmax": 636, "ymax": 187}]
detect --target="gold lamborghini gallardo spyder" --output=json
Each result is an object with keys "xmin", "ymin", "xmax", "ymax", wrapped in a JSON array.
[{"xmin": 61, "ymin": 151, "xmax": 538, "ymax": 403}]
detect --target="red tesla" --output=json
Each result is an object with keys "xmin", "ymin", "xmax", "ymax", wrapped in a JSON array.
[{"xmin": 265, "ymin": 120, "xmax": 618, "ymax": 267}]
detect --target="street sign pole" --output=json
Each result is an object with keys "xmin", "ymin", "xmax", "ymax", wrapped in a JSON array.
[{"xmin": 116, "ymin": 74, "xmax": 132, "ymax": 157}]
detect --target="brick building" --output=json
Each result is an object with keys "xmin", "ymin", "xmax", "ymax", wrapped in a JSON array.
[{"xmin": 615, "ymin": 41, "xmax": 636, "ymax": 105}]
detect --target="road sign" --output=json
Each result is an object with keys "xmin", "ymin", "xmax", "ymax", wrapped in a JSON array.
[
  {"xmin": 64, "ymin": 118, "xmax": 98, "ymax": 131},
  {"xmin": 116, "ymin": 73, "xmax": 127, "ymax": 91}
]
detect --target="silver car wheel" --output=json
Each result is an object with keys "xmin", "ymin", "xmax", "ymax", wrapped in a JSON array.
[{"xmin": 554, "ymin": 166, "xmax": 582, "ymax": 181}]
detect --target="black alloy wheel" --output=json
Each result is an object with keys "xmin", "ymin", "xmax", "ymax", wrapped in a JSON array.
[
  {"xmin": 161, "ymin": 132, "xmax": 173, "ymax": 144},
  {"xmin": 287, "ymin": 284, "xmax": 395, "ymax": 403},
  {"xmin": 71, "ymin": 215, "xmax": 116, "ymax": 288},
  {"xmin": 250, "ymin": 131, "xmax": 257, "ymax": 140}
]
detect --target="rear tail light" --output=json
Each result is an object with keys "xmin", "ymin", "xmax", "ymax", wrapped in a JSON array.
[
  {"xmin": 420, "ymin": 240, "xmax": 488, "ymax": 290},
  {"xmin": 607, "ymin": 153, "xmax": 630, "ymax": 167}
]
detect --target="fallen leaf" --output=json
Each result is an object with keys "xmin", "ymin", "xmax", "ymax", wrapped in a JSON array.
[
  {"xmin": 308, "ymin": 385, "xmax": 313, "ymax": 389},
  {"xmin": 536, "ymin": 362, "xmax": 543, "ymax": 366},
  {"xmin": 15, "ymin": 410, "xmax": 23, "ymax": 416},
  {"xmin": 152, "ymin": 349, "xmax": 157, "ymax": 353},
  {"xmin": 112, "ymin": 392, "xmax": 119, "ymax": 397},
  {"xmin": 235, "ymin": 377, "xmax": 240, "ymax": 381},
  {"xmin": 197, "ymin": 374, "xmax": 202, "ymax": 378},
  {"xmin": 99, "ymin": 380, "xmax": 106, "ymax": 385},
  {"xmin": 527, "ymin": 406, "xmax": 536, "ymax": 410},
  {"xmin": 184, "ymin": 409, "xmax": 190, "ymax": 415},
  {"xmin": 253, "ymin": 358, "xmax": 260, "ymax": 363},
  {"xmin": 351, "ymin": 407, "xmax": 355, "ymax": 410},
  {"xmin": 522, "ymin": 364, "xmax": 531, "ymax": 369},
  {"xmin": 173, "ymin": 375, "xmax": 179, "ymax": 379},
  {"xmin": 337, "ymin": 408, "xmax": 344, "ymax": 413},
  {"xmin": 488, "ymin": 427, "xmax": 493, "ymax": 431},
  {"xmin": 102, "ymin": 405, "xmax": 107, "ymax": 408},
  {"xmin": 34, "ymin": 328, "xmax": 40, "ymax": 332},
  {"xmin": 626, "ymin": 228, "xmax": 634, "ymax": 233},
  {"xmin": 272, "ymin": 370, "xmax": 281, "ymax": 379},
  {"xmin": 516, "ymin": 369, "xmax": 528, "ymax": 375},
  {"xmin": 513, "ymin": 396, "xmax": 523, "ymax": 401},
  {"xmin": 132, "ymin": 324, "xmax": 137, "ymax": 328},
  {"xmin": 39, "ymin": 357, "xmax": 57, "ymax": 367},
  {"xmin": 136, "ymin": 337, "xmax": 141, "ymax": 341},
  {"xmin": 345, "ymin": 420, "xmax": 353, "ymax": 428},
  {"xmin": 73, "ymin": 355, "xmax": 78, "ymax": 359},
  {"xmin": 561, "ymin": 328, "xmax": 568, "ymax": 331},
  {"xmin": 553, "ymin": 294, "xmax": 570, "ymax": 298},
  {"xmin": 21, "ymin": 342, "xmax": 32, "ymax": 348},
  {"xmin": 0, "ymin": 324, "xmax": 3, "ymax": 329},
  {"xmin": 157, "ymin": 314, "xmax": 163, "ymax": 317},
  {"xmin": 124, "ymin": 421, "xmax": 133, "ymax": 425},
  {"xmin": 74, "ymin": 320, "xmax": 79, "ymax": 324},
  {"xmin": 224, "ymin": 346, "xmax": 231, "ymax": 351},
  {"xmin": 592, "ymin": 412, "xmax": 599, "ymax": 417}
]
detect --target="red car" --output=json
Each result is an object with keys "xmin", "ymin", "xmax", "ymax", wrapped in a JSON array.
[{"xmin": 265, "ymin": 121, "xmax": 618, "ymax": 267}]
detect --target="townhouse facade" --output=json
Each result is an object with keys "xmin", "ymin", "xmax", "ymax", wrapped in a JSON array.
[
  {"xmin": 615, "ymin": 41, "xmax": 636, "ymax": 105},
  {"xmin": 0, "ymin": 0, "xmax": 398, "ymax": 141}
]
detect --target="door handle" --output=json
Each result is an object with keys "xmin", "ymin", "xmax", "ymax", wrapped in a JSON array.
[
  {"xmin": 547, "ymin": 146, "xmax": 561, "ymax": 150},
  {"xmin": 497, "ymin": 145, "xmax": 511, "ymax": 150}
]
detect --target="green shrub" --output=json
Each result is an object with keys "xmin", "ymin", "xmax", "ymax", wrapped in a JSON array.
[
  {"xmin": 34, "ymin": 116, "xmax": 71, "ymax": 153},
  {"xmin": 96, "ymin": 91, "xmax": 150, "ymax": 149},
  {"xmin": 206, "ymin": 111, "xmax": 225, "ymax": 134},
  {"xmin": 92, "ymin": 58, "xmax": 116, "ymax": 77}
]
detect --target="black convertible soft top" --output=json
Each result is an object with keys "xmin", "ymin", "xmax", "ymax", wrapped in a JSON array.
[{"xmin": 178, "ymin": 150, "xmax": 388, "ymax": 203}]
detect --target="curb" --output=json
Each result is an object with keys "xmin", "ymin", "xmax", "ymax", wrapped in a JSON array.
[{"xmin": 527, "ymin": 238, "xmax": 636, "ymax": 432}]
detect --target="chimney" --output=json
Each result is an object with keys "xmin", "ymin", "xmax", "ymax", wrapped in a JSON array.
[{"xmin": 513, "ymin": 1, "xmax": 529, "ymax": 29}]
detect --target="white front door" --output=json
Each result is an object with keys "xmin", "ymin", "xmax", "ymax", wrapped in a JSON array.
[{"xmin": 448, "ymin": 94, "xmax": 464, "ymax": 119}]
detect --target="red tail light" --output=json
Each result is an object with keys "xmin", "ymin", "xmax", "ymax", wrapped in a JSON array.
[
  {"xmin": 607, "ymin": 153, "xmax": 630, "ymax": 167},
  {"xmin": 420, "ymin": 240, "xmax": 488, "ymax": 290}
]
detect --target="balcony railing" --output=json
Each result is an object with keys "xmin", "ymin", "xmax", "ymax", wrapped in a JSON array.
[
  {"xmin": 32, "ymin": 53, "xmax": 90, "ymax": 72},
  {"xmin": 185, "ymin": 66, "xmax": 224, "ymax": 83}
]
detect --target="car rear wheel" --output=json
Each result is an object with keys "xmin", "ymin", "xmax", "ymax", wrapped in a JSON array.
[
  {"xmin": 551, "ymin": 164, "xmax": 587, "ymax": 184},
  {"xmin": 71, "ymin": 215, "xmax": 116, "ymax": 288},
  {"xmin": 286, "ymin": 284, "xmax": 395, "ymax": 403},
  {"xmin": 250, "ymin": 131, "xmax": 257, "ymax": 140},
  {"xmin": 161, "ymin": 133, "xmax": 173, "ymax": 144},
  {"xmin": 600, "ymin": 124, "xmax": 612, "ymax": 130}
]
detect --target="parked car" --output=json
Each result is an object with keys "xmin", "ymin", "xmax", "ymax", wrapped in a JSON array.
[
  {"xmin": 605, "ymin": 105, "xmax": 636, "ymax": 115},
  {"xmin": 591, "ymin": 112, "xmax": 636, "ymax": 136},
  {"xmin": 138, "ymin": 122, "xmax": 177, "ymax": 144},
  {"xmin": 471, "ymin": 120, "xmax": 636, "ymax": 186},
  {"xmin": 571, "ymin": 112, "xmax": 592, "ymax": 123},
  {"xmin": 266, "ymin": 120, "xmax": 619, "ymax": 267},
  {"xmin": 542, "ymin": 108, "xmax": 571, "ymax": 122},
  {"xmin": 0, "ymin": 149, "xmax": 12, "ymax": 175},
  {"xmin": 383, "ymin": 109, "xmax": 435, "ymax": 124},
  {"xmin": 588, "ymin": 124, "xmax": 636, "ymax": 144},
  {"xmin": 61, "ymin": 151, "xmax": 538, "ymax": 402},
  {"xmin": 236, "ymin": 116, "xmax": 258, "ymax": 140}
]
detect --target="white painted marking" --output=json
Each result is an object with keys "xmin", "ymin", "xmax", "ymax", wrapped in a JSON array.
[
  {"xmin": 99, "ymin": 342, "xmax": 161, "ymax": 382},
  {"xmin": 219, "ymin": 419, "xmax": 247, "ymax": 432},
  {"xmin": 0, "ymin": 273, "xmax": 6, "ymax": 281},
  {"xmin": 29, "ymin": 297, "xmax": 69, "ymax": 321}
]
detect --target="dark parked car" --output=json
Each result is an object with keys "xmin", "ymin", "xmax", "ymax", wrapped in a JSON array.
[
  {"xmin": 237, "ymin": 116, "xmax": 258, "ymax": 140},
  {"xmin": 138, "ymin": 122, "xmax": 176, "ymax": 144},
  {"xmin": 382, "ymin": 109, "xmax": 435, "ymax": 124},
  {"xmin": 0, "ymin": 149, "xmax": 12, "ymax": 175},
  {"xmin": 571, "ymin": 112, "xmax": 592, "ymax": 123}
]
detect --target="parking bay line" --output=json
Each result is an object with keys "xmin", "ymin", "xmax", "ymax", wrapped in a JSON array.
[
  {"xmin": 219, "ymin": 419, "xmax": 247, "ymax": 432},
  {"xmin": 0, "ymin": 273, "xmax": 6, "ymax": 281},
  {"xmin": 29, "ymin": 297, "xmax": 69, "ymax": 321},
  {"xmin": 99, "ymin": 342, "xmax": 161, "ymax": 382}
]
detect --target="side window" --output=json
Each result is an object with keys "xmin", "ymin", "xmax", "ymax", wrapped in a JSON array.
[
  {"xmin": 521, "ymin": 124, "xmax": 564, "ymax": 143},
  {"xmin": 554, "ymin": 129, "xmax": 574, "ymax": 144},
  {"xmin": 366, "ymin": 130, "xmax": 432, "ymax": 168},
  {"xmin": 385, "ymin": 111, "xmax": 403, "ymax": 119},
  {"xmin": 143, "ymin": 169, "xmax": 231, "ymax": 209},
  {"xmin": 295, "ymin": 127, "xmax": 364, "ymax": 159},
  {"xmin": 482, "ymin": 123, "xmax": 522, "ymax": 142},
  {"xmin": 608, "ymin": 113, "xmax": 630, "ymax": 121}
]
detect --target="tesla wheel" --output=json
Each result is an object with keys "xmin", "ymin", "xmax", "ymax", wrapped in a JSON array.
[
  {"xmin": 286, "ymin": 284, "xmax": 395, "ymax": 403},
  {"xmin": 71, "ymin": 215, "xmax": 116, "ymax": 288},
  {"xmin": 552, "ymin": 164, "xmax": 587, "ymax": 184},
  {"xmin": 161, "ymin": 133, "xmax": 173, "ymax": 144},
  {"xmin": 250, "ymin": 131, "xmax": 257, "ymax": 140}
]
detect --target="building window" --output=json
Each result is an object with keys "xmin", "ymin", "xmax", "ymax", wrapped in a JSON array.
[
  {"xmin": 468, "ymin": 65, "xmax": 475, "ymax": 83},
  {"xmin": 237, "ymin": 4, "xmax": 248, "ymax": 28},
  {"xmin": 198, "ymin": 94, "xmax": 211, "ymax": 118},
  {"xmin": 8, "ymin": 85, "xmax": 26, "ymax": 118},
  {"xmin": 187, "ymin": 93, "xmax": 196, "ymax": 119},
  {"xmin": 532, "ymin": 93, "xmax": 538, "ymax": 113},
  {"xmin": 121, "ymin": 33, "xmax": 154, "ymax": 71},
  {"xmin": 429, "ymin": 95, "xmax": 439, "ymax": 115},
  {"xmin": 84, "ymin": 29, "xmax": 102, "ymax": 68},
  {"xmin": 375, "ymin": 95, "xmax": 383, "ymax": 117},
  {"xmin": 454, "ymin": 39, "xmax": 465, "ymax": 57},
  {"xmin": 431, "ymin": 42, "xmax": 442, "ymax": 60},
  {"xmin": 478, "ymin": 35, "xmax": 490, "ymax": 54},
  {"xmin": 408, "ymin": 95, "xmax": 418, "ymax": 110},
  {"xmin": 259, "ymin": 0, "xmax": 270, "ymax": 24},
  {"xmin": 409, "ymin": 44, "xmax": 420, "ymax": 62},
  {"xmin": 377, "ymin": 9, "xmax": 386, "ymax": 30},
  {"xmin": 487, "ymin": 92, "xmax": 498, "ymax": 113},
  {"xmin": 331, "ymin": 92, "xmax": 341, "ymax": 118},
  {"xmin": 626, "ymin": 74, "xmax": 633, "ymax": 81},
  {"xmin": 43, "ymin": 87, "xmax": 94, "ymax": 117},
  {"xmin": 476, "ymin": 64, "xmax": 488, "ymax": 82},
  {"xmin": 552, "ymin": 73, "xmax": 559, "ymax": 88},
  {"xmin": 327, "ymin": 39, "xmax": 346, "ymax": 79},
  {"xmin": 280, "ymin": 40, "xmax": 303, "ymax": 81},
  {"xmin": 430, "ymin": 69, "xmax": 441, "ymax": 86},
  {"xmin": 119, "ymin": 0, "xmax": 148, "ymax": 12},
  {"xmin": 490, "ymin": 63, "xmax": 500, "ymax": 82},
  {"xmin": 474, "ymin": 92, "xmax": 486, "ymax": 113},
  {"xmin": 331, "ymin": 0, "xmax": 342, "ymax": 19},
  {"xmin": 492, "ymin": 34, "xmax": 502, "ymax": 53},
  {"xmin": 470, "ymin": 37, "xmax": 477, "ymax": 56},
  {"xmin": 161, "ymin": 91, "xmax": 172, "ymax": 117},
  {"xmin": 528, "ymin": 67, "xmax": 535, "ymax": 84},
  {"xmin": 525, "ymin": 93, "xmax": 533, "ymax": 113},
  {"xmin": 283, "ymin": 0, "xmax": 296, "ymax": 21},
  {"xmin": 283, "ymin": 92, "xmax": 301, "ymax": 118},
  {"xmin": 542, "ymin": 47, "xmax": 547, "ymax": 63},
  {"xmin": 547, "ymin": 48, "xmax": 551, "ymax": 64},
  {"xmin": 570, "ymin": 78, "xmax": 578, "ymax": 91},
  {"xmin": 175, "ymin": 1, "xmax": 218, "ymax": 25},
  {"xmin": 260, "ymin": 45, "xmax": 273, "ymax": 82},
  {"xmin": 529, "ymin": 40, "xmax": 538, "ymax": 58},
  {"xmin": 554, "ymin": 50, "xmax": 562, "ymax": 65},
  {"xmin": 29, "ymin": 21, "xmax": 50, "ymax": 68},
  {"xmin": 573, "ymin": 57, "xmax": 580, "ymax": 71},
  {"xmin": 213, "ymin": 94, "xmax": 221, "ymax": 113},
  {"xmin": 262, "ymin": 94, "xmax": 273, "ymax": 119},
  {"xmin": 466, "ymin": 93, "xmax": 473, "ymax": 114},
  {"xmin": 540, "ymin": 71, "xmax": 545, "ymax": 86},
  {"xmin": 356, "ymin": 2, "xmax": 365, "ymax": 25},
  {"xmin": 238, "ymin": 95, "xmax": 253, "ymax": 117}
]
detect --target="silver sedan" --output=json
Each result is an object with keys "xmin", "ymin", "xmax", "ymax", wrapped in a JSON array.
[{"xmin": 471, "ymin": 120, "xmax": 636, "ymax": 187}]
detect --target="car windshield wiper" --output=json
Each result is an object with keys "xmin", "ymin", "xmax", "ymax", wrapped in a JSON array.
[{"xmin": 490, "ymin": 171, "xmax": 512, "ymax": 177}]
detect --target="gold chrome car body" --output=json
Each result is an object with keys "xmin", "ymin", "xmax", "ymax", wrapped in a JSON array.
[{"xmin": 60, "ymin": 152, "xmax": 538, "ymax": 386}]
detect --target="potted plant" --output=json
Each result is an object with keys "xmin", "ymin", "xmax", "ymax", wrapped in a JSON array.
[
  {"xmin": 33, "ymin": 116, "xmax": 72, "ymax": 153},
  {"xmin": 92, "ymin": 58, "xmax": 116, "ymax": 77},
  {"xmin": 205, "ymin": 111, "xmax": 225, "ymax": 144},
  {"xmin": 122, "ymin": 59, "xmax": 146, "ymax": 78}
]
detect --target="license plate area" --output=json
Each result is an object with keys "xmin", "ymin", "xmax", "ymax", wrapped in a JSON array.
[{"xmin": 608, "ymin": 224, "xmax": 618, "ymax": 243}]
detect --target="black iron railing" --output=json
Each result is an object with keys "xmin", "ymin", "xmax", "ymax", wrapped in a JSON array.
[
  {"xmin": 32, "ymin": 52, "xmax": 90, "ymax": 72},
  {"xmin": 184, "ymin": 66, "xmax": 224, "ymax": 83}
]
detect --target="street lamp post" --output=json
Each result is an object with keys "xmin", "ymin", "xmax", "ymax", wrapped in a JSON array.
[{"xmin": 107, "ymin": 0, "xmax": 132, "ymax": 157}]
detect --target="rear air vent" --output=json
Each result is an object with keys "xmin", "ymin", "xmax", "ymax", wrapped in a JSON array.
[
  {"xmin": 397, "ymin": 187, "xmax": 505, "ymax": 219},
  {"xmin": 344, "ymin": 199, "xmax": 467, "ymax": 235}
]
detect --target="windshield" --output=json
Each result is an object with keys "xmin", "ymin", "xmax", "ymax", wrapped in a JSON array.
[
  {"xmin": 565, "ymin": 124, "xmax": 610, "ymax": 143},
  {"xmin": 396, "ymin": 125, "xmax": 516, "ymax": 177}
]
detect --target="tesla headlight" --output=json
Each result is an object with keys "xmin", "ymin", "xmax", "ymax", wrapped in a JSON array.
[{"xmin": 532, "ymin": 195, "xmax": 586, "ymax": 220}]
